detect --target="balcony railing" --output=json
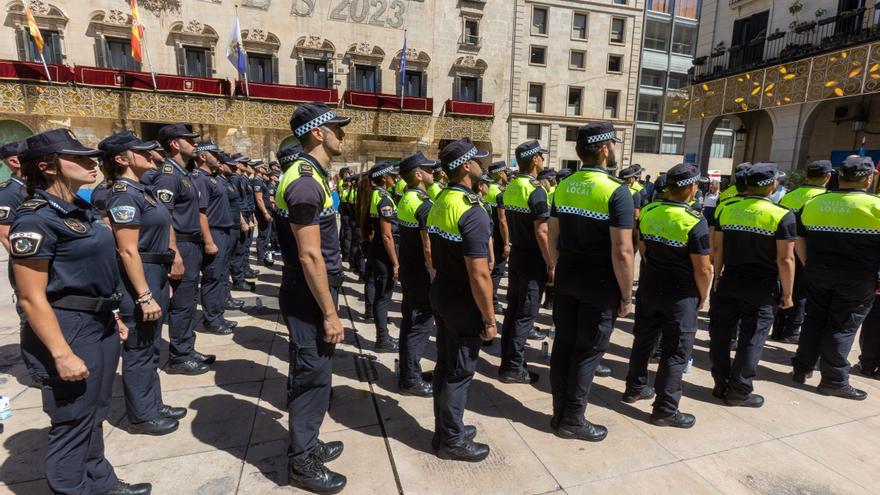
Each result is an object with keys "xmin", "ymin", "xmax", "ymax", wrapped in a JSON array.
[
  {"xmin": 458, "ymin": 34, "xmax": 482, "ymax": 49},
  {"xmin": 444, "ymin": 99, "xmax": 494, "ymax": 117},
  {"xmin": 692, "ymin": 6, "xmax": 880, "ymax": 83},
  {"xmin": 342, "ymin": 90, "xmax": 433, "ymax": 112},
  {"xmin": 233, "ymin": 80, "xmax": 338, "ymax": 103}
]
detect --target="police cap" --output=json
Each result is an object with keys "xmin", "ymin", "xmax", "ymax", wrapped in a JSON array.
[
  {"xmin": 839, "ymin": 155, "xmax": 876, "ymax": 179},
  {"xmin": 618, "ymin": 164, "xmax": 642, "ymax": 179},
  {"xmin": 438, "ymin": 138, "xmax": 489, "ymax": 173},
  {"xmin": 23, "ymin": 129, "xmax": 101, "ymax": 158},
  {"xmin": 290, "ymin": 103, "xmax": 351, "ymax": 138},
  {"xmin": 746, "ymin": 162, "xmax": 785, "ymax": 187},
  {"xmin": 369, "ymin": 160, "xmax": 398, "ymax": 180},
  {"xmin": 666, "ymin": 163, "xmax": 703, "ymax": 188},
  {"xmin": 98, "ymin": 131, "xmax": 159, "ymax": 157},
  {"xmin": 156, "ymin": 123, "xmax": 199, "ymax": 144},
  {"xmin": 806, "ymin": 160, "xmax": 833, "ymax": 176},
  {"xmin": 537, "ymin": 169, "xmax": 557, "ymax": 181},
  {"xmin": 488, "ymin": 161, "xmax": 508, "ymax": 174},
  {"xmin": 0, "ymin": 140, "xmax": 26, "ymax": 159},
  {"xmin": 515, "ymin": 140, "xmax": 548, "ymax": 161},
  {"xmin": 398, "ymin": 151, "xmax": 438, "ymax": 175}
]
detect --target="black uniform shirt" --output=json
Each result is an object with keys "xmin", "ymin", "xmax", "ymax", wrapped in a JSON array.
[
  {"xmin": 9, "ymin": 189, "xmax": 120, "ymax": 299},
  {"xmin": 370, "ymin": 187, "xmax": 399, "ymax": 250},
  {"xmin": 149, "ymin": 158, "xmax": 203, "ymax": 235},
  {"xmin": 506, "ymin": 177, "xmax": 550, "ymax": 254},
  {"xmin": 106, "ymin": 177, "xmax": 171, "ymax": 253},
  {"xmin": 398, "ymin": 188, "xmax": 432, "ymax": 266},
  {"xmin": 796, "ymin": 189, "xmax": 880, "ymax": 271},
  {"xmin": 90, "ymin": 183, "xmax": 110, "ymax": 214},
  {"xmin": 221, "ymin": 175, "xmax": 242, "ymax": 222},
  {"xmin": 639, "ymin": 201, "xmax": 711, "ymax": 293},
  {"xmin": 430, "ymin": 185, "xmax": 492, "ymax": 287},
  {"xmin": 252, "ymin": 177, "xmax": 265, "ymax": 213},
  {"xmin": 191, "ymin": 168, "xmax": 233, "ymax": 228},
  {"xmin": 0, "ymin": 176, "xmax": 27, "ymax": 225},
  {"xmin": 242, "ymin": 174, "xmax": 255, "ymax": 212}
]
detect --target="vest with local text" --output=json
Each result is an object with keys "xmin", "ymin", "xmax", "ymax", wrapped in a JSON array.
[
  {"xmin": 800, "ymin": 191, "xmax": 880, "ymax": 234},
  {"xmin": 716, "ymin": 196, "xmax": 789, "ymax": 236},
  {"xmin": 553, "ymin": 168, "xmax": 622, "ymax": 220},
  {"xmin": 639, "ymin": 201, "xmax": 702, "ymax": 247},
  {"xmin": 779, "ymin": 185, "xmax": 826, "ymax": 212}
]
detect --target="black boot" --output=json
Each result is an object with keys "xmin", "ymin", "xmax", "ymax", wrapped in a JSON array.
[
  {"xmin": 554, "ymin": 420, "xmax": 608, "ymax": 442},
  {"xmin": 127, "ymin": 417, "xmax": 179, "ymax": 436},
  {"xmin": 375, "ymin": 337, "xmax": 399, "ymax": 353},
  {"xmin": 399, "ymin": 379, "xmax": 433, "ymax": 397},
  {"xmin": 159, "ymin": 404, "xmax": 187, "ymax": 420},
  {"xmin": 432, "ymin": 425, "xmax": 477, "ymax": 450},
  {"xmin": 594, "ymin": 363, "xmax": 612, "ymax": 378},
  {"xmin": 724, "ymin": 393, "xmax": 764, "ymax": 408},
  {"xmin": 316, "ymin": 440, "xmax": 344, "ymax": 463},
  {"xmin": 191, "ymin": 351, "xmax": 216, "ymax": 365},
  {"xmin": 621, "ymin": 386, "xmax": 655, "ymax": 404},
  {"xmin": 166, "ymin": 360, "xmax": 209, "ymax": 375},
  {"xmin": 103, "ymin": 480, "xmax": 151, "ymax": 495},
  {"xmin": 817, "ymin": 384, "xmax": 867, "ymax": 400},
  {"xmin": 435, "ymin": 438, "xmax": 490, "ymax": 462},
  {"xmin": 288, "ymin": 455, "xmax": 346, "ymax": 494},
  {"xmin": 650, "ymin": 411, "xmax": 696, "ymax": 429}
]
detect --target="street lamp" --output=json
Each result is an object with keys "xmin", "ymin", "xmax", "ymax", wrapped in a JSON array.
[{"xmin": 735, "ymin": 124, "xmax": 747, "ymax": 143}]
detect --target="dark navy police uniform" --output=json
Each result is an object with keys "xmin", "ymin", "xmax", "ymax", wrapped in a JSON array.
[{"xmin": 191, "ymin": 165, "xmax": 233, "ymax": 329}]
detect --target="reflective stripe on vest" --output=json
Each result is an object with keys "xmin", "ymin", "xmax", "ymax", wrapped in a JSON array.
[
  {"xmin": 639, "ymin": 201, "xmax": 701, "ymax": 247},
  {"xmin": 779, "ymin": 185, "xmax": 825, "ymax": 211},
  {"xmin": 717, "ymin": 196, "xmax": 789, "ymax": 236},
  {"xmin": 801, "ymin": 191, "xmax": 880, "ymax": 234},
  {"xmin": 553, "ymin": 168, "xmax": 622, "ymax": 221},
  {"xmin": 398, "ymin": 188, "xmax": 431, "ymax": 228},
  {"xmin": 504, "ymin": 174, "xmax": 539, "ymax": 214},
  {"xmin": 426, "ymin": 186, "xmax": 478, "ymax": 242},
  {"xmin": 275, "ymin": 159, "xmax": 334, "ymax": 217}
]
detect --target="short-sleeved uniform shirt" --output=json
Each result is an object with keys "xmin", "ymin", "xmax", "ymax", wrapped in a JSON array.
[
  {"xmin": 10, "ymin": 189, "xmax": 120, "ymax": 299},
  {"xmin": 796, "ymin": 189, "xmax": 880, "ymax": 272},
  {"xmin": 147, "ymin": 158, "xmax": 203, "ymax": 235},
  {"xmin": 90, "ymin": 182, "xmax": 110, "ymax": 214},
  {"xmin": 638, "ymin": 200, "xmax": 711, "ymax": 294},
  {"xmin": 221, "ymin": 174, "xmax": 242, "ymax": 223},
  {"xmin": 252, "ymin": 176, "xmax": 266, "ymax": 212},
  {"xmin": 428, "ymin": 185, "xmax": 492, "ymax": 288},
  {"xmin": 234, "ymin": 174, "xmax": 254, "ymax": 213},
  {"xmin": 265, "ymin": 180, "xmax": 276, "ymax": 212},
  {"xmin": 282, "ymin": 154, "xmax": 341, "ymax": 276},
  {"xmin": 504, "ymin": 174, "xmax": 550, "ymax": 255},
  {"xmin": 369, "ymin": 187, "xmax": 399, "ymax": 252},
  {"xmin": 397, "ymin": 187, "xmax": 432, "ymax": 266},
  {"xmin": 0, "ymin": 176, "xmax": 27, "ymax": 225},
  {"xmin": 191, "ymin": 168, "xmax": 233, "ymax": 228},
  {"xmin": 106, "ymin": 177, "xmax": 171, "ymax": 254},
  {"xmin": 717, "ymin": 195, "xmax": 796, "ymax": 278}
]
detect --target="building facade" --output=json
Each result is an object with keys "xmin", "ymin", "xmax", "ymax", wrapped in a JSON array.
[
  {"xmin": 507, "ymin": 0, "xmax": 645, "ymax": 170},
  {"xmin": 673, "ymin": 0, "xmax": 880, "ymax": 174},
  {"xmin": 0, "ymin": 0, "xmax": 514, "ymax": 176}
]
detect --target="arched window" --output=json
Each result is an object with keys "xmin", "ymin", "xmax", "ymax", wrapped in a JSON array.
[
  {"xmin": 242, "ymin": 30, "xmax": 280, "ymax": 84},
  {"xmin": 7, "ymin": 1, "xmax": 68, "ymax": 65},
  {"xmin": 168, "ymin": 21, "xmax": 219, "ymax": 77},
  {"xmin": 295, "ymin": 36, "xmax": 336, "ymax": 89},
  {"xmin": 87, "ymin": 10, "xmax": 140, "ymax": 71},
  {"xmin": 452, "ymin": 56, "xmax": 487, "ymax": 103},
  {"xmin": 346, "ymin": 43, "xmax": 385, "ymax": 93}
]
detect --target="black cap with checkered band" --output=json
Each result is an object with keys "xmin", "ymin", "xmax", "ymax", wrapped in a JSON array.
[{"xmin": 289, "ymin": 103, "xmax": 351, "ymax": 138}]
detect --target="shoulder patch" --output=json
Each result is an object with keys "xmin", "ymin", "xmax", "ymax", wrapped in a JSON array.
[
  {"xmin": 298, "ymin": 163, "xmax": 313, "ymax": 176},
  {"xmin": 157, "ymin": 189, "xmax": 174, "ymax": 203},
  {"xmin": 529, "ymin": 177, "xmax": 540, "ymax": 187},
  {"xmin": 465, "ymin": 192, "xmax": 481, "ymax": 205},
  {"xmin": 181, "ymin": 178, "xmax": 191, "ymax": 189},
  {"xmin": 416, "ymin": 190, "xmax": 430, "ymax": 201},
  {"xmin": 63, "ymin": 218, "xmax": 86, "ymax": 234},
  {"xmin": 112, "ymin": 182, "xmax": 128, "ymax": 192},
  {"xmin": 110, "ymin": 205, "xmax": 137, "ymax": 224},
  {"xmin": 9, "ymin": 231, "xmax": 43, "ymax": 257},
  {"xmin": 162, "ymin": 164, "xmax": 173, "ymax": 174},
  {"xmin": 18, "ymin": 199, "xmax": 47, "ymax": 211},
  {"xmin": 377, "ymin": 189, "xmax": 390, "ymax": 197},
  {"xmin": 0, "ymin": 180, "xmax": 9, "ymax": 189},
  {"xmin": 0, "ymin": 206, "xmax": 9, "ymax": 221},
  {"xmin": 685, "ymin": 208, "xmax": 702, "ymax": 219}
]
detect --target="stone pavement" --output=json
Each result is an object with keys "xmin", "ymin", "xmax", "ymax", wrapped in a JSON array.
[{"xmin": 1, "ymin": 256, "xmax": 880, "ymax": 494}]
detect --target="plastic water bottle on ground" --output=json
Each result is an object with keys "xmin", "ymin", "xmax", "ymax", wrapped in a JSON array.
[
  {"xmin": 541, "ymin": 341, "xmax": 550, "ymax": 359},
  {"xmin": 684, "ymin": 357, "xmax": 694, "ymax": 374},
  {"xmin": 0, "ymin": 395, "xmax": 11, "ymax": 420}
]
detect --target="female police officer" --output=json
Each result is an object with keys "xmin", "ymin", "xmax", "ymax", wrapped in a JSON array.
[
  {"xmin": 99, "ymin": 131, "xmax": 187, "ymax": 437},
  {"xmin": 10, "ymin": 129, "xmax": 151, "ymax": 494}
]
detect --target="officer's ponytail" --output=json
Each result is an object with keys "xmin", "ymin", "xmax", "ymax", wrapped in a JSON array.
[
  {"xmin": 99, "ymin": 152, "xmax": 126, "ymax": 188},
  {"xmin": 357, "ymin": 173, "xmax": 372, "ymax": 240},
  {"xmin": 20, "ymin": 152, "xmax": 59, "ymax": 198}
]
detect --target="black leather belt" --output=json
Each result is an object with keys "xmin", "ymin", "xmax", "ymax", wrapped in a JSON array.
[
  {"xmin": 50, "ymin": 293, "xmax": 122, "ymax": 312},
  {"xmin": 140, "ymin": 250, "xmax": 175, "ymax": 264},
  {"xmin": 175, "ymin": 232, "xmax": 202, "ymax": 243}
]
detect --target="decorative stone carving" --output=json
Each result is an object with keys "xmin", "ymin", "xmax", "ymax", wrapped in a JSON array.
[
  {"xmin": 247, "ymin": 29, "xmax": 266, "ymax": 42},
  {"xmin": 353, "ymin": 42, "xmax": 373, "ymax": 55},
  {"xmin": 301, "ymin": 35, "xmax": 324, "ymax": 49},
  {"xmin": 29, "ymin": 0, "xmax": 50, "ymax": 15},
  {"xmin": 107, "ymin": 9, "xmax": 128, "ymax": 25},
  {"xmin": 185, "ymin": 20, "xmax": 203, "ymax": 34}
]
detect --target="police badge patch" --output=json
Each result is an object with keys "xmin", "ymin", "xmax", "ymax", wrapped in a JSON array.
[
  {"xmin": 112, "ymin": 182, "xmax": 128, "ymax": 192},
  {"xmin": 110, "ymin": 206, "xmax": 136, "ymax": 224},
  {"xmin": 9, "ymin": 231, "xmax": 42, "ymax": 257},
  {"xmin": 181, "ymin": 179, "xmax": 191, "ymax": 189},
  {"xmin": 157, "ymin": 189, "xmax": 174, "ymax": 203},
  {"xmin": 163, "ymin": 164, "xmax": 173, "ymax": 174},
  {"xmin": 64, "ymin": 218, "xmax": 87, "ymax": 234},
  {"xmin": 0, "ymin": 206, "xmax": 9, "ymax": 221}
]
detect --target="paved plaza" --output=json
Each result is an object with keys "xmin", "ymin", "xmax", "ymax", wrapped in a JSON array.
[{"xmin": 1, "ymin": 253, "xmax": 879, "ymax": 494}]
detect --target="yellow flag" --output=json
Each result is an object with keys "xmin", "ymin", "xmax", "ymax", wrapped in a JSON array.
[{"xmin": 23, "ymin": 0, "xmax": 44, "ymax": 53}]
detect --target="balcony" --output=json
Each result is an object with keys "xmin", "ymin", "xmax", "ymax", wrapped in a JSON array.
[
  {"xmin": 692, "ymin": 6, "xmax": 880, "ymax": 83},
  {"xmin": 0, "ymin": 60, "xmax": 72, "ymax": 83},
  {"xmin": 444, "ymin": 99, "xmax": 494, "ymax": 117},
  {"xmin": 233, "ymin": 81, "xmax": 338, "ymax": 104},
  {"xmin": 458, "ymin": 34, "xmax": 482, "ymax": 50},
  {"xmin": 342, "ymin": 90, "xmax": 432, "ymax": 112},
  {"xmin": 74, "ymin": 65, "xmax": 230, "ymax": 96}
]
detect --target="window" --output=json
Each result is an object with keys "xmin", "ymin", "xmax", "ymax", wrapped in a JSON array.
[
  {"xmin": 22, "ymin": 29, "xmax": 62, "ymax": 64},
  {"xmin": 565, "ymin": 126, "xmax": 579, "ymax": 142},
  {"xmin": 530, "ymin": 46, "xmax": 546, "ymax": 65},
  {"xmin": 105, "ymin": 37, "xmax": 139, "ymax": 71},
  {"xmin": 532, "ymin": 7, "xmax": 548, "ymax": 35},
  {"xmin": 528, "ymin": 84, "xmax": 544, "ymax": 113},
  {"xmin": 637, "ymin": 94, "xmax": 662, "ymax": 122},
  {"xmin": 247, "ymin": 53, "xmax": 276, "ymax": 84},
  {"xmin": 607, "ymin": 54, "xmax": 623, "ymax": 73},
  {"xmin": 570, "ymin": 50, "xmax": 586, "ymax": 69},
  {"xmin": 676, "ymin": 0, "xmax": 700, "ymax": 19},
  {"xmin": 456, "ymin": 76, "xmax": 481, "ymax": 102},
  {"xmin": 610, "ymin": 18, "xmax": 626, "ymax": 44},
  {"xmin": 634, "ymin": 127, "xmax": 659, "ymax": 153},
  {"xmin": 572, "ymin": 13, "xmax": 588, "ymax": 40},
  {"xmin": 526, "ymin": 124, "xmax": 542, "ymax": 140},
  {"xmin": 710, "ymin": 133, "xmax": 735, "ymax": 158},
  {"xmin": 302, "ymin": 59, "xmax": 330, "ymax": 88},
  {"xmin": 402, "ymin": 70, "xmax": 425, "ymax": 97},
  {"xmin": 660, "ymin": 129, "xmax": 684, "ymax": 154},
  {"xmin": 353, "ymin": 65, "xmax": 377, "ymax": 92},
  {"xmin": 644, "ymin": 19, "xmax": 670, "ymax": 51},
  {"xmin": 183, "ymin": 46, "xmax": 209, "ymax": 77},
  {"xmin": 671, "ymin": 24, "xmax": 697, "ymax": 56},
  {"xmin": 641, "ymin": 68, "xmax": 666, "ymax": 88},
  {"xmin": 613, "ymin": 0, "xmax": 628, "ymax": 4},
  {"xmin": 463, "ymin": 19, "xmax": 480, "ymax": 46},
  {"xmin": 562, "ymin": 159, "xmax": 580, "ymax": 169},
  {"xmin": 567, "ymin": 87, "xmax": 583, "ymax": 116},
  {"xmin": 604, "ymin": 91, "xmax": 620, "ymax": 119},
  {"xmin": 667, "ymin": 72, "xmax": 689, "ymax": 89},
  {"xmin": 647, "ymin": 0, "xmax": 672, "ymax": 14}
]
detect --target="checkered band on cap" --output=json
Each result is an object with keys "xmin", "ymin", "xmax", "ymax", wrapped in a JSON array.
[
  {"xmin": 294, "ymin": 110, "xmax": 337, "ymax": 138},
  {"xmin": 195, "ymin": 143, "xmax": 218, "ymax": 153},
  {"xmin": 519, "ymin": 146, "xmax": 543, "ymax": 158},
  {"xmin": 448, "ymin": 147, "xmax": 478, "ymax": 170},
  {"xmin": 844, "ymin": 169, "xmax": 874, "ymax": 177},
  {"xmin": 674, "ymin": 175, "xmax": 701, "ymax": 187},
  {"xmin": 371, "ymin": 164, "xmax": 396, "ymax": 179},
  {"xmin": 586, "ymin": 131, "xmax": 616, "ymax": 144},
  {"xmin": 755, "ymin": 176, "xmax": 777, "ymax": 187},
  {"xmin": 279, "ymin": 153, "xmax": 299, "ymax": 165}
]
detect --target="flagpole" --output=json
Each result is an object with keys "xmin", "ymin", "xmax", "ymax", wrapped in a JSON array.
[
  {"xmin": 400, "ymin": 29, "xmax": 406, "ymax": 112},
  {"xmin": 235, "ymin": 5, "xmax": 249, "ymax": 98},
  {"xmin": 142, "ymin": 35, "xmax": 158, "ymax": 91},
  {"xmin": 37, "ymin": 52, "xmax": 51, "ymax": 82}
]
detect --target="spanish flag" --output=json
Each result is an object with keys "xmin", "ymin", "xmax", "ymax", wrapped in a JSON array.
[
  {"xmin": 23, "ymin": 0, "xmax": 43, "ymax": 53},
  {"xmin": 130, "ymin": 0, "xmax": 144, "ymax": 63}
]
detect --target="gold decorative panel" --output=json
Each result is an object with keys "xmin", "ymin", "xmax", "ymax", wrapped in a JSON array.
[
  {"xmin": 761, "ymin": 60, "xmax": 810, "ymax": 107},
  {"xmin": 0, "ymin": 83, "xmax": 26, "ymax": 113},
  {"xmin": 664, "ymin": 88, "xmax": 691, "ymax": 124},
  {"xmin": 434, "ymin": 116, "xmax": 492, "ymax": 142},
  {"xmin": 807, "ymin": 46, "xmax": 868, "ymax": 101},
  {"xmin": 723, "ymin": 70, "xmax": 764, "ymax": 114},
  {"xmin": 689, "ymin": 79, "xmax": 725, "ymax": 119},
  {"xmin": 376, "ymin": 112, "xmax": 432, "ymax": 138},
  {"xmin": 861, "ymin": 42, "xmax": 880, "ymax": 94}
]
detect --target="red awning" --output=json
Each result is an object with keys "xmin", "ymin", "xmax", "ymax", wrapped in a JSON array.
[
  {"xmin": 0, "ymin": 60, "xmax": 72, "ymax": 83},
  {"xmin": 73, "ymin": 65, "xmax": 230, "ymax": 96}
]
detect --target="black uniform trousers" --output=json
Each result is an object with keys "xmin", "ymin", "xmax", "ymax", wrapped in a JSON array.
[
  {"xmin": 120, "ymin": 262, "xmax": 170, "ymax": 423},
  {"xmin": 227, "ymin": 226, "xmax": 242, "ymax": 287},
  {"xmin": 230, "ymin": 224, "xmax": 250, "ymax": 284},
  {"xmin": 366, "ymin": 242, "xmax": 396, "ymax": 341},
  {"xmin": 168, "ymin": 240, "xmax": 203, "ymax": 361},
  {"xmin": 500, "ymin": 250, "xmax": 546, "ymax": 373},
  {"xmin": 339, "ymin": 205, "xmax": 352, "ymax": 260},
  {"xmin": 349, "ymin": 222, "xmax": 366, "ymax": 277},
  {"xmin": 22, "ymin": 310, "xmax": 120, "ymax": 495},
  {"xmin": 550, "ymin": 285, "xmax": 619, "ymax": 425},
  {"xmin": 399, "ymin": 261, "xmax": 434, "ymax": 385},
  {"xmin": 256, "ymin": 213, "xmax": 273, "ymax": 260},
  {"xmin": 859, "ymin": 295, "xmax": 880, "ymax": 373},
  {"xmin": 280, "ymin": 275, "xmax": 339, "ymax": 462},
  {"xmin": 625, "ymin": 286, "xmax": 699, "ymax": 417},
  {"xmin": 490, "ymin": 246, "xmax": 507, "ymax": 305},
  {"xmin": 793, "ymin": 267, "xmax": 876, "ymax": 388},
  {"xmin": 431, "ymin": 280, "xmax": 483, "ymax": 446},
  {"xmin": 201, "ymin": 227, "xmax": 231, "ymax": 328},
  {"xmin": 709, "ymin": 273, "xmax": 777, "ymax": 398},
  {"xmin": 772, "ymin": 260, "xmax": 807, "ymax": 339}
]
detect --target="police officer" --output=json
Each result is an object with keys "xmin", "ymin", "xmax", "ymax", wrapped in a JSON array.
[
  {"xmin": 792, "ymin": 155, "xmax": 880, "ymax": 400},
  {"xmin": 717, "ymin": 162, "xmax": 751, "ymax": 204},
  {"xmin": 619, "ymin": 164, "xmax": 647, "ymax": 214},
  {"xmin": 191, "ymin": 141, "xmax": 236, "ymax": 335},
  {"xmin": 771, "ymin": 160, "xmax": 832, "ymax": 343},
  {"xmin": 231, "ymin": 153, "xmax": 258, "ymax": 287},
  {"xmin": 0, "ymin": 140, "xmax": 27, "ymax": 253},
  {"xmin": 337, "ymin": 167, "xmax": 353, "ymax": 261},
  {"xmin": 99, "ymin": 131, "xmax": 186, "ymax": 436},
  {"xmin": 484, "ymin": 161, "xmax": 509, "ymax": 313},
  {"xmin": 90, "ymin": 180, "xmax": 111, "ymax": 220},
  {"xmin": 273, "ymin": 145, "xmax": 302, "ymax": 272},
  {"xmin": 217, "ymin": 152, "xmax": 248, "ymax": 310},
  {"xmin": 498, "ymin": 140, "xmax": 552, "ymax": 384},
  {"xmin": 538, "ymin": 168, "xmax": 557, "ymax": 204},
  {"xmin": 428, "ymin": 137, "xmax": 495, "ymax": 461},
  {"xmin": 276, "ymin": 103, "xmax": 349, "ymax": 493},
  {"xmin": 346, "ymin": 173, "xmax": 366, "ymax": 279},
  {"xmin": 396, "ymin": 151, "xmax": 438, "ymax": 396},
  {"xmin": 548, "ymin": 122, "xmax": 634, "ymax": 442},
  {"xmin": 150, "ymin": 124, "xmax": 214, "ymax": 375},
  {"xmin": 429, "ymin": 162, "xmax": 447, "ymax": 199},
  {"xmin": 623, "ymin": 163, "xmax": 712, "ymax": 428},
  {"xmin": 710, "ymin": 162, "xmax": 796, "ymax": 407},
  {"xmin": 11, "ymin": 129, "xmax": 151, "ymax": 495},
  {"xmin": 360, "ymin": 161, "xmax": 401, "ymax": 352},
  {"xmin": 392, "ymin": 170, "xmax": 407, "ymax": 203},
  {"xmin": 253, "ymin": 161, "xmax": 274, "ymax": 265}
]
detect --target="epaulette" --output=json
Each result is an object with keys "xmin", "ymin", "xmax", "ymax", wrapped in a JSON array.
[
  {"xmin": 529, "ymin": 177, "xmax": 541, "ymax": 187},
  {"xmin": 18, "ymin": 198, "xmax": 47, "ymax": 211},
  {"xmin": 209, "ymin": 177, "xmax": 217, "ymax": 185},
  {"xmin": 112, "ymin": 182, "xmax": 128, "ymax": 192},
  {"xmin": 685, "ymin": 208, "xmax": 702, "ymax": 219},
  {"xmin": 162, "ymin": 164, "xmax": 173, "ymax": 174},
  {"xmin": 298, "ymin": 162, "xmax": 313, "ymax": 176},
  {"xmin": 465, "ymin": 192, "xmax": 481, "ymax": 205},
  {"xmin": 0, "ymin": 180, "xmax": 9, "ymax": 189}
]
